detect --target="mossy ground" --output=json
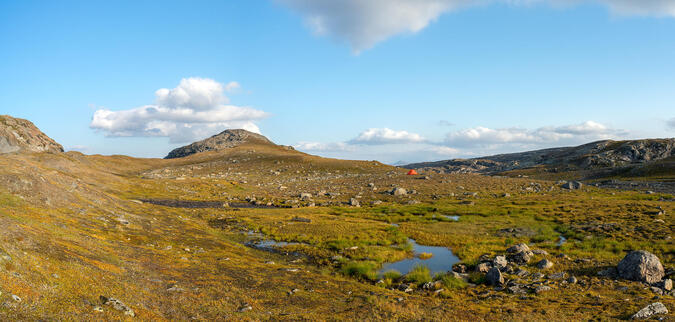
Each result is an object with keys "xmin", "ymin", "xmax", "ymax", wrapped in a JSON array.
[{"xmin": 0, "ymin": 145, "xmax": 672, "ymax": 320}]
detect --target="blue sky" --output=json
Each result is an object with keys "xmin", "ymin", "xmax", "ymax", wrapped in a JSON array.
[{"xmin": 1, "ymin": 0, "xmax": 674, "ymax": 163}]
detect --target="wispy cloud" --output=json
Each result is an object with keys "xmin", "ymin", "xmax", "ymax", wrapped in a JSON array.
[
  {"xmin": 90, "ymin": 78, "xmax": 268, "ymax": 143},
  {"xmin": 279, "ymin": 0, "xmax": 675, "ymax": 52},
  {"xmin": 667, "ymin": 117, "xmax": 675, "ymax": 130}
]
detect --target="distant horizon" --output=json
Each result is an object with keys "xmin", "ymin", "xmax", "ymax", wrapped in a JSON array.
[{"xmin": 2, "ymin": 1, "xmax": 674, "ymax": 163}]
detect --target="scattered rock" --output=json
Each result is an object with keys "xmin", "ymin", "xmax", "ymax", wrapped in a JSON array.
[
  {"xmin": 510, "ymin": 251, "xmax": 533, "ymax": 264},
  {"xmin": 291, "ymin": 216, "xmax": 311, "ymax": 223},
  {"xmin": 486, "ymin": 267, "xmax": 504, "ymax": 286},
  {"xmin": 547, "ymin": 272, "xmax": 566, "ymax": 280},
  {"xmin": 476, "ymin": 262, "xmax": 491, "ymax": 273},
  {"xmin": 534, "ymin": 286, "xmax": 552, "ymax": 294},
  {"xmin": 536, "ymin": 259, "xmax": 554, "ymax": 270},
  {"xmin": 349, "ymin": 198, "xmax": 361, "ymax": 207},
  {"xmin": 493, "ymin": 256, "xmax": 508, "ymax": 269},
  {"xmin": 660, "ymin": 279, "xmax": 672, "ymax": 291},
  {"xmin": 561, "ymin": 181, "xmax": 583, "ymax": 190},
  {"xmin": 506, "ymin": 243, "xmax": 531, "ymax": 254},
  {"xmin": 100, "ymin": 296, "xmax": 135, "ymax": 317},
  {"xmin": 238, "ymin": 303, "xmax": 253, "ymax": 312},
  {"xmin": 630, "ymin": 302, "xmax": 668, "ymax": 320},
  {"xmin": 617, "ymin": 250, "xmax": 665, "ymax": 284},
  {"xmin": 567, "ymin": 276, "xmax": 578, "ymax": 284},
  {"xmin": 11, "ymin": 294, "xmax": 21, "ymax": 302},
  {"xmin": 391, "ymin": 188, "xmax": 407, "ymax": 196}
]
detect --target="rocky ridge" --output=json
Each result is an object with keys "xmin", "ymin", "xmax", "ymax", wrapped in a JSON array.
[
  {"xmin": 165, "ymin": 129, "xmax": 276, "ymax": 159},
  {"xmin": 0, "ymin": 115, "xmax": 64, "ymax": 154},
  {"xmin": 404, "ymin": 139, "xmax": 675, "ymax": 175}
]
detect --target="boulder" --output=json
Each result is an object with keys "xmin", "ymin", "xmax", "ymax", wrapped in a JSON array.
[
  {"xmin": 493, "ymin": 256, "xmax": 508, "ymax": 269},
  {"xmin": 507, "ymin": 243, "xmax": 531, "ymax": 254},
  {"xmin": 349, "ymin": 198, "xmax": 360, "ymax": 207},
  {"xmin": 536, "ymin": 259, "xmax": 554, "ymax": 270},
  {"xmin": 561, "ymin": 181, "xmax": 583, "ymax": 190},
  {"xmin": 391, "ymin": 188, "xmax": 407, "ymax": 196},
  {"xmin": 617, "ymin": 251, "xmax": 665, "ymax": 284},
  {"xmin": 510, "ymin": 251, "xmax": 533, "ymax": 264},
  {"xmin": 486, "ymin": 267, "xmax": 503, "ymax": 286},
  {"xmin": 476, "ymin": 262, "xmax": 491, "ymax": 273},
  {"xmin": 630, "ymin": 302, "xmax": 668, "ymax": 320}
]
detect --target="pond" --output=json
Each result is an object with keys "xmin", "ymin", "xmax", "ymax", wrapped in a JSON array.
[
  {"xmin": 556, "ymin": 235, "xmax": 567, "ymax": 246},
  {"xmin": 378, "ymin": 239, "xmax": 459, "ymax": 276}
]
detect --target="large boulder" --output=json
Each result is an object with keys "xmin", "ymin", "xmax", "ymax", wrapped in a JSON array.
[
  {"xmin": 630, "ymin": 302, "xmax": 668, "ymax": 320},
  {"xmin": 617, "ymin": 251, "xmax": 664, "ymax": 284},
  {"xmin": 486, "ymin": 267, "xmax": 503, "ymax": 286}
]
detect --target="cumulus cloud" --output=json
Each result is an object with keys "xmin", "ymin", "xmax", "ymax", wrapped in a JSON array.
[
  {"xmin": 445, "ymin": 121, "xmax": 624, "ymax": 148},
  {"xmin": 90, "ymin": 78, "xmax": 268, "ymax": 143},
  {"xmin": 279, "ymin": 0, "xmax": 675, "ymax": 52},
  {"xmin": 348, "ymin": 128, "xmax": 425, "ymax": 145}
]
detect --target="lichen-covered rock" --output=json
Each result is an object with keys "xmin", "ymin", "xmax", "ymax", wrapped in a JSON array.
[
  {"xmin": 630, "ymin": 302, "xmax": 668, "ymax": 320},
  {"xmin": 0, "ymin": 115, "xmax": 64, "ymax": 154},
  {"xmin": 617, "ymin": 250, "xmax": 665, "ymax": 284}
]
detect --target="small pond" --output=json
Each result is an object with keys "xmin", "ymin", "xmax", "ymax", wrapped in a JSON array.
[
  {"xmin": 378, "ymin": 239, "xmax": 459, "ymax": 276},
  {"xmin": 556, "ymin": 235, "xmax": 567, "ymax": 247}
]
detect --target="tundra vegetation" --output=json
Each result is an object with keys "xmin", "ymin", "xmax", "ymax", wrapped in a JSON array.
[{"xmin": 0, "ymin": 121, "xmax": 672, "ymax": 320}]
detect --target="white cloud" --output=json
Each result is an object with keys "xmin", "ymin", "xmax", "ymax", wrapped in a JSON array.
[
  {"xmin": 349, "ymin": 128, "xmax": 425, "ymax": 145},
  {"xmin": 90, "ymin": 78, "xmax": 268, "ymax": 143},
  {"xmin": 279, "ymin": 0, "xmax": 675, "ymax": 52},
  {"xmin": 445, "ymin": 121, "xmax": 624, "ymax": 148},
  {"xmin": 294, "ymin": 141, "xmax": 353, "ymax": 151}
]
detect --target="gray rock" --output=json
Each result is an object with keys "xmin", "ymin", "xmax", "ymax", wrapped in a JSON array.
[
  {"xmin": 493, "ymin": 256, "xmax": 508, "ymax": 269},
  {"xmin": 617, "ymin": 250, "xmax": 665, "ymax": 284},
  {"xmin": 507, "ymin": 243, "xmax": 531, "ymax": 254},
  {"xmin": 567, "ymin": 276, "xmax": 577, "ymax": 284},
  {"xmin": 534, "ymin": 286, "xmax": 552, "ymax": 294},
  {"xmin": 476, "ymin": 262, "xmax": 491, "ymax": 273},
  {"xmin": 630, "ymin": 302, "xmax": 668, "ymax": 320},
  {"xmin": 510, "ymin": 251, "xmax": 533, "ymax": 264},
  {"xmin": 100, "ymin": 296, "xmax": 135, "ymax": 317},
  {"xmin": 238, "ymin": 304, "xmax": 253, "ymax": 312},
  {"xmin": 486, "ymin": 267, "xmax": 504, "ymax": 286},
  {"xmin": 391, "ymin": 188, "xmax": 407, "ymax": 196},
  {"xmin": 532, "ymin": 249, "xmax": 549, "ymax": 255},
  {"xmin": 398, "ymin": 283, "xmax": 414, "ymax": 293},
  {"xmin": 561, "ymin": 181, "xmax": 583, "ymax": 190},
  {"xmin": 536, "ymin": 259, "xmax": 554, "ymax": 270},
  {"xmin": 349, "ymin": 198, "xmax": 360, "ymax": 207},
  {"xmin": 11, "ymin": 294, "xmax": 21, "ymax": 302},
  {"xmin": 299, "ymin": 193, "xmax": 312, "ymax": 200},
  {"xmin": 547, "ymin": 272, "xmax": 566, "ymax": 280}
]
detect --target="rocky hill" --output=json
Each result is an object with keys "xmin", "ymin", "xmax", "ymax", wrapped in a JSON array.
[
  {"xmin": 165, "ymin": 129, "xmax": 275, "ymax": 159},
  {"xmin": 0, "ymin": 115, "xmax": 64, "ymax": 154},
  {"xmin": 404, "ymin": 139, "xmax": 675, "ymax": 176}
]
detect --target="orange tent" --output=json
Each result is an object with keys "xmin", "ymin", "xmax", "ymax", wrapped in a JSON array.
[{"xmin": 407, "ymin": 169, "xmax": 418, "ymax": 175}]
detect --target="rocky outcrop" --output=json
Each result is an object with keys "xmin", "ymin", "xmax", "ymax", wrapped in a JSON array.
[
  {"xmin": 617, "ymin": 250, "xmax": 665, "ymax": 284},
  {"xmin": 403, "ymin": 139, "xmax": 675, "ymax": 175},
  {"xmin": 0, "ymin": 115, "xmax": 64, "ymax": 154},
  {"xmin": 165, "ymin": 129, "xmax": 274, "ymax": 159}
]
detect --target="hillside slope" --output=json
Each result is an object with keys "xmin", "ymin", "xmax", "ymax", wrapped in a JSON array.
[{"xmin": 404, "ymin": 139, "xmax": 675, "ymax": 180}]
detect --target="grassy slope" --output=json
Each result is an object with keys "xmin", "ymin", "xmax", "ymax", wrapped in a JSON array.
[{"xmin": 0, "ymin": 145, "xmax": 673, "ymax": 320}]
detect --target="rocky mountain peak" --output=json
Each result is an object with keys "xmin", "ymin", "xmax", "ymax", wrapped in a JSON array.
[
  {"xmin": 165, "ymin": 129, "xmax": 274, "ymax": 159},
  {"xmin": 0, "ymin": 115, "xmax": 64, "ymax": 154}
]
